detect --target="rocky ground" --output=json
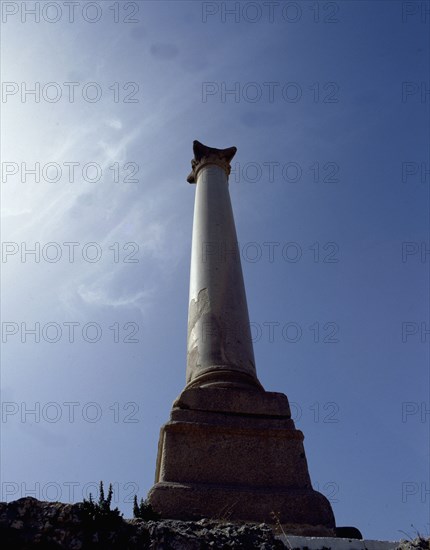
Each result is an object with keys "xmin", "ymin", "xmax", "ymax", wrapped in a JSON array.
[
  {"xmin": 0, "ymin": 497, "xmax": 284, "ymax": 549},
  {"xmin": 0, "ymin": 497, "xmax": 428, "ymax": 550},
  {"xmin": 397, "ymin": 539, "xmax": 430, "ymax": 550}
]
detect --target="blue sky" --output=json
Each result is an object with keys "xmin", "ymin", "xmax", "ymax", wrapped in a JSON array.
[{"xmin": 1, "ymin": 0, "xmax": 429, "ymax": 541}]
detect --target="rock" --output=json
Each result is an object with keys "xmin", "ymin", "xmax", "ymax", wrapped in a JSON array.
[
  {"xmin": 397, "ymin": 537, "xmax": 430, "ymax": 550},
  {"xmin": 2, "ymin": 497, "xmax": 420, "ymax": 550},
  {"xmin": 336, "ymin": 526, "xmax": 363, "ymax": 539},
  {"xmin": 0, "ymin": 498, "xmax": 285, "ymax": 549}
]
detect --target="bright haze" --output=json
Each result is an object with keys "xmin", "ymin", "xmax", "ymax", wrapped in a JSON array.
[{"xmin": 1, "ymin": 0, "xmax": 428, "ymax": 541}]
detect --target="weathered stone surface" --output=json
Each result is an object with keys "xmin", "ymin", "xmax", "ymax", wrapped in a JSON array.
[
  {"xmin": 0, "ymin": 497, "xmax": 137, "ymax": 549},
  {"xmin": 154, "ymin": 420, "xmax": 309, "ymax": 488},
  {"xmin": 174, "ymin": 387, "xmax": 292, "ymax": 417},
  {"xmin": 186, "ymin": 140, "xmax": 237, "ymax": 184},
  {"xmin": 396, "ymin": 537, "xmax": 430, "ymax": 550},
  {"xmin": 0, "ymin": 497, "xmax": 412, "ymax": 549},
  {"xmin": 149, "ymin": 482, "xmax": 334, "ymax": 537},
  {"xmin": 149, "ymin": 386, "xmax": 335, "ymax": 535},
  {"xmin": 0, "ymin": 497, "xmax": 286, "ymax": 549},
  {"xmin": 186, "ymin": 142, "xmax": 261, "ymax": 391}
]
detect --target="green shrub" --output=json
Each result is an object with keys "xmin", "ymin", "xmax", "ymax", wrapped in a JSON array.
[
  {"xmin": 133, "ymin": 495, "xmax": 160, "ymax": 521},
  {"xmin": 81, "ymin": 481, "xmax": 122, "ymax": 526}
]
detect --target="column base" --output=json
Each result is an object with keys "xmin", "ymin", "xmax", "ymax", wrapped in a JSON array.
[
  {"xmin": 147, "ymin": 387, "xmax": 335, "ymax": 536},
  {"xmin": 184, "ymin": 368, "xmax": 264, "ymax": 391},
  {"xmin": 149, "ymin": 482, "xmax": 335, "ymax": 537}
]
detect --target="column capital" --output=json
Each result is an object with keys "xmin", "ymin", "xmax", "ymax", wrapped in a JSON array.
[{"xmin": 187, "ymin": 140, "xmax": 237, "ymax": 184}]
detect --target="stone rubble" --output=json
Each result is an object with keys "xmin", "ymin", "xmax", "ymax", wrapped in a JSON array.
[
  {"xmin": 0, "ymin": 497, "xmax": 284, "ymax": 549},
  {"xmin": 0, "ymin": 497, "xmax": 427, "ymax": 550}
]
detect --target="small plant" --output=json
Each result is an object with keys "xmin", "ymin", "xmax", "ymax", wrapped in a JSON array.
[
  {"xmin": 397, "ymin": 524, "xmax": 430, "ymax": 550},
  {"xmin": 133, "ymin": 495, "xmax": 160, "ymax": 521},
  {"xmin": 270, "ymin": 511, "xmax": 287, "ymax": 539},
  {"xmin": 82, "ymin": 481, "xmax": 122, "ymax": 526}
]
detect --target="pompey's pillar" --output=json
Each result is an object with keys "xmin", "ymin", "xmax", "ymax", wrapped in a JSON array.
[
  {"xmin": 185, "ymin": 140, "xmax": 262, "ymax": 391},
  {"xmin": 147, "ymin": 141, "xmax": 336, "ymax": 536}
]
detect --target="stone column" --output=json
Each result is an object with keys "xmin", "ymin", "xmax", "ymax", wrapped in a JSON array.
[
  {"xmin": 147, "ymin": 140, "xmax": 336, "ymax": 537},
  {"xmin": 185, "ymin": 140, "xmax": 262, "ymax": 391}
]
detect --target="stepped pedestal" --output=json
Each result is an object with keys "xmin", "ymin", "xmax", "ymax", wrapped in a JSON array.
[{"xmin": 149, "ymin": 387, "xmax": 335, "ymax": 535}]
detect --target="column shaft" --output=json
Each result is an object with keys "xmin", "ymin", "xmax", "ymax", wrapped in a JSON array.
[{"xmin": 186, "ymin": 143, "xmax": 261, "ymax": 390}]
